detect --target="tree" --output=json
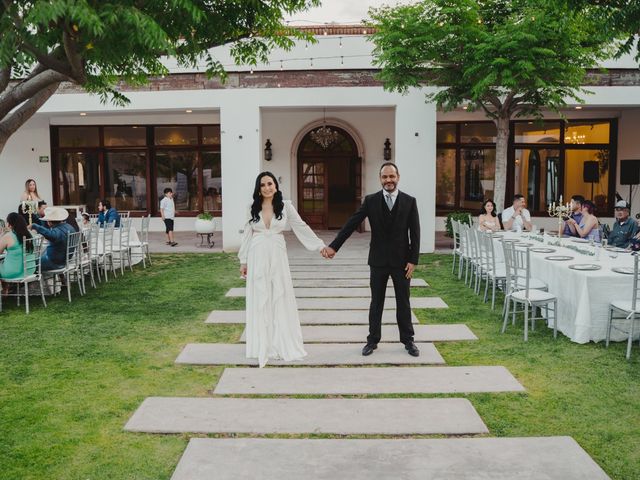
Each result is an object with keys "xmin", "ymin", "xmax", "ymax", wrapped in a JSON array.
[
  {"xmin": 368, "ymin": 0, "xmax": 609, "ymax": 210},
  {"xmin": 0, "ymin": 0, "xmax": 318, "ymax": 155}
]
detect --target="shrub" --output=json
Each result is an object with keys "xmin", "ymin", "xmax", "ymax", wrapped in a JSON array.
[
  {"xmin": 445, "ymin": 211, "xmax": 472, "ymax": 237},
  {"xmin": 197, "ymin": 212, "xmax": 214, "ymax": 221}
]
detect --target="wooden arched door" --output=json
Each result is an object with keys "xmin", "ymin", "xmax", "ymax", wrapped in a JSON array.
[{"xmin": 297, "ymin": 126, "xmax": 361, "ymax": 230}]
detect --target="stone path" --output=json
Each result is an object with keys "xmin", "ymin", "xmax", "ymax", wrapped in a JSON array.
[
  {"xmin": 206, "ymin": 309, "xmax": 419, "ymax": 325},
  {"xmin": 238, "ymin": 324, "xmax": 477, "ymax": 343},
  {"xmin": 176, "ymin": 343, "xmax": 444, "ymax": 365},
  {"xmin": 125, "ymin": 244, "xmax": 609, "ymax": 479},
  {"xmin": 125, "ymin": 397, "xmax": 487, "ymax": 435},
  {"xmin": 171, "ymin": 438, "xmax": 610, "ymax": 480}
]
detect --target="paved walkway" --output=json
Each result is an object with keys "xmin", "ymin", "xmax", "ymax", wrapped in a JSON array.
[{"xmin": 124, "ymin": 234, "xmax": 609, "ymax": 479}]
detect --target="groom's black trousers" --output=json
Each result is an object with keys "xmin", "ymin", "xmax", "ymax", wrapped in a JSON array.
[{"xmin": 367, "ymin": 265, "xmax": 415, "ymax": 345}]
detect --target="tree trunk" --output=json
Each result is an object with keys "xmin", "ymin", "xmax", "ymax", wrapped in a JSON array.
[{"xmin": 493, "ymin": 114, "xmax": 510, "ymax": 211}]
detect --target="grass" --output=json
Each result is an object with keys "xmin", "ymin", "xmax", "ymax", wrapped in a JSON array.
[{"xmin": 0, "ymin": 253, "xmax": 638, "ymax": 479}]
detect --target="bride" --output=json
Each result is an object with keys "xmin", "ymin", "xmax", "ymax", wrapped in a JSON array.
[{"xmin": 238, "ymin": 172, "xmax": 325, "ymax": 367}]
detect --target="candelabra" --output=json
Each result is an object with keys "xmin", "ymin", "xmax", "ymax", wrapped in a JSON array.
[
  {"xmin": 547, "ymin": 196, "xmax": 570, "ymax": 236},
  {"xmin": 21, "ymin": 200, "xmax": 37, "ymax": 225}
]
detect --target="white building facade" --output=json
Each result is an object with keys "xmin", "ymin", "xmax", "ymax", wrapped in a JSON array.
[{"xmin": 2, "ymin": 26, "xmax": 640, "ymax": 252}]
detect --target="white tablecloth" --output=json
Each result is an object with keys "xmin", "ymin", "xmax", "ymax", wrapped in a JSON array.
[
  {"xmin": 96, "ymin": 228, "xmax": 143, "ymax": 266},
  {"xmin": 492, "ymin": 233, "xmax": 636, "ymax": 344}
]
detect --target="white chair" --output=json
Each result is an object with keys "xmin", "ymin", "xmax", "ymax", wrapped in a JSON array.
[
  {"xmin": 478, "ymin": 232, "xmax": 506, "ymax": 309},
  {"xmin": 112, "ymin": 218, "xmax": 132, "ymax": 274},
  {"xmin": 451, "ymin": 219, "xmax": 463, "ymax": 274},
  {"xmin": 501, "ymin": 242, "xmax": 557, "ymax": 341},
  {"xmin": 129, "ymin": 215, "xmax": 152, "ymax": 268},
  {"xmin": 606, "ymin": 255, "xmax": 640, "ymax": 360},
  {"xmin": 1, "ymin": 235, "xmax": 47, "ymax": 314},
  {"xmin": 44, "ymin": 230, "xmax": 83, "ymax": 302},
  {"xmin": 78, "ymin": 228, "xmax": 97, "ymax": 292},
  {"xmin": 96, "ymin": 221, "xmax": 116, "ymax": 281}
]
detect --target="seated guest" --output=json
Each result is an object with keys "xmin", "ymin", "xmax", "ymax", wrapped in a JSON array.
[
  {"xmin": 0, "ymin": 213, "xmax": 35, "ymax": 294},
  {"xmin": 478, "ymin": 199, "xmax": 501, "ymax": 232},
  {"xmin": 66, "ymin": 215, "xmax": 80, "ymax": 232},
  {"xmin": 608, "ymin": 200, "xmax": 638, "ymax": 248},
  {"xmin": 567, "ymin": 200, "xmax": 600, "ymax": 242},
  {"xmin": 501, "ymin": 194, "xmax": 532, "ymax": 232},
  {"xmin": 562, "ymin": 195, "xmax": 584, "ymax": 237},
  {"xmin": 31, "ymin": 200, "xmax": 48, "ymax": 226},
  {"xmin": 81, "ymin": 213, "xmax": 91, "ymax": 229},
  {"xmin": 97, "ymin": 199, "xmax": 120, "ymax": 228},
  {"xmin": 29, "ymin": 207, "xmax": 75, "ymax": 271}
]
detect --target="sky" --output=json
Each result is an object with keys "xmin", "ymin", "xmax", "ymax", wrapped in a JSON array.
[{"xmin": 284, "ymin": 0, "xmax": 402, "ymax": 25}]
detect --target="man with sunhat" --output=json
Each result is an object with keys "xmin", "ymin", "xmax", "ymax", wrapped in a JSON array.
[
  {"xmin": 29, "ymin": 206, "xmax": 75, "ymax": 271},
  {"xmin": 608, "ymin": 200, "xmax": 638, "ymax": 249}
]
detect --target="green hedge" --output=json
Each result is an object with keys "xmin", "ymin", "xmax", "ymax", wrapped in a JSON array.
[{"xmin": 445, "ymin": 211, "xmax": 473, "ymax": 237}]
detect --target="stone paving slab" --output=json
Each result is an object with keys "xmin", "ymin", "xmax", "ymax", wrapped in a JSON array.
[
  {"xmin": 125, "ymin": 397, "xmax": 484, "ymax": 435},
  {"xmin": 171, "ymin": 437, "xmax": 610, "ymax": 480},
  {"xmin": 291, "ymin": 271, "xmax": 371, "ymax": 279},
  {"xmin": 175, "ymin": 343, "xmax": 445, "ymax": 365},
  {"xmin": 287, "ymin": 259, "xmax": 368, "ymax": 266},
  {"xmin": 226, "ymin": 287, "xmax": 399, "ymax": 298},
  {"xmin": 206, "ymin": 310, "xmax": 419, "ymax": 325},
  {"xmin": 293, "ymin": 278, "xmax": 428, "ymax": 288},
  {"xmin": 239, "ymin": 325, "xmax": 476, "ymax": 343},
  {"xmin": 289, "ymin": 265, "xmax": 371, "ymax": 272},
  {"xmin": 296, "ymin": 297, "xmax": 448, "ymax": 310},
  {"xmin": 214, "ymin": 366, "xmax": 525, "ymax": 394}
]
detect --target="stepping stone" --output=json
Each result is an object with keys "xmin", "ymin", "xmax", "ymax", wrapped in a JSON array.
[
  {"xmin": 289, "ymin": 265, "xmax": 370, "ymax": 272},
  {"xmin": 171, "ymin": 437, "xmax": 610, "ymax": 480},
  {"xmin": 291, "ymin": 271, "xmax": 370, "ymax": 279},
  {"xmin": 175, "ymin": 343, "xmax": 444, "ymax": 365},
  {"xmin": 296, "ymin": 297, "xmax": 448, "ymax": 310},
  {"xmin": 226, "ymin": 287, "xmax": 398, "ymax": 298},
  {"xmin": 206, "ymin": 310, "xmax": 419, "ymax": 325},
  {"xmin": 287, "ymin": 259, "xmax": 368, "ymax": 266},
  {"xmin": 239, "ymin": 325, "xmax": 476, "ymax": 343},
  {"xmin": 213, "ymin": 366, "xmax": 525, "ymax": 394},
  {"xmin": 125, "ymin": 398, "xmax": 485, "ymax": 435},
  {"xmin": 293, "ymin": 278, "xmax": 428, "ymax": 287}
]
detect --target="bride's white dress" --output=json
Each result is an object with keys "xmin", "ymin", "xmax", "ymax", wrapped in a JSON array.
[{"xmin": 238, "ymin": 200, "xmax": 325, "ymax": 367}]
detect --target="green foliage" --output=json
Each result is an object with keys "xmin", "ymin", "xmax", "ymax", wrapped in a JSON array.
[
  {"xmin": 197, "ymin": 211, "xmax": 214, "ymax": 221},
  {"xmin": 445, "ymin": 211, "xmax": 472, "ymax": 237},
  {"xmin": 0, "ymin": 0, "xmax": 319, "ymax": 103}
]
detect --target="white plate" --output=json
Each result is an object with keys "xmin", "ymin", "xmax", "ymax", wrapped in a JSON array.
[
  {"xmin": 545, "ymin": 255, "xmax": 574, "ymax": 261},
  {"xmin": 530, "ymin": 247, "xmax": 556, "ymax": 253},
  {"xmin": 571, "ymin": 238, "xmax": 589, "ymax": 243},
  {"xmin": 569, "ymin": 264, "xmax": 601, "ymax": 271},
  {"xmin": 611, "ymin": 267, "xmax": 634, "ymax": 275},
  {"xmin": 606, "ymin": 247, "xmax": 628, "ymax": 253},
  {"xmin": 515, "ymin": 242, "xmax": 534, "ymax": 247}
]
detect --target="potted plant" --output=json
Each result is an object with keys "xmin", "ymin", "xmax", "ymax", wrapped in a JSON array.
[{"xmin": 195, "ymin": 211, "xmax": 216, "ymax": 234}]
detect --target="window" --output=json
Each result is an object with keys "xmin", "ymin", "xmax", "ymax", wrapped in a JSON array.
[
  {"xmin": 459, "ymin": 148, "xmax": 495, "ymax": 210},
  {"xmin": 51, "ymin": 124, "xmax": 221, "ymax": 215},
  {"xmin": 514, "ymin": 148, "xmax": 560, "ymax": 213},
  {"xmin": 436, "ymin": 149, "xmax": 456, "ymax": 207},
  {"xmin": 514, "ymin": 122, "xmax": 560, "ymax": 144},
  {"xmin": 564, "ymin": 149, "xmax": 610, "ymax": 213}
]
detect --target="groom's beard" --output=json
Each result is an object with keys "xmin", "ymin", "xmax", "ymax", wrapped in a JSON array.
[{"xmin": 383, "ymin": 182, "xmax": 397, "ymax": 192}]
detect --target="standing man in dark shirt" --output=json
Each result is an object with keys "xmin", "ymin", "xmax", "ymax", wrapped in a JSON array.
[{"xmin": 321, "ymin": 162, "xmax": 421, "ymax": 357}]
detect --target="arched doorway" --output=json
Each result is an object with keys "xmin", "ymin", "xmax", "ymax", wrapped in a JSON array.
[{"xmin": 297, "ymin": 126, "xmax": 361, "ymax": 230}]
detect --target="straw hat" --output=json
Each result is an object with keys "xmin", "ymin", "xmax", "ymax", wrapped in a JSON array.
[{"xmin": 40, "ymin": 206, "xmax": 69, "ymax": 222}]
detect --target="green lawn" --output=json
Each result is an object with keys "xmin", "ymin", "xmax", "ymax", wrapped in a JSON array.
[{"xmin": 0, "ymin": 253, "xmax": 638, "ymax": 479}]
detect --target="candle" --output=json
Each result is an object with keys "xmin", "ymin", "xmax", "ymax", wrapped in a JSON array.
[{"xmin": 559, "ymin": 194, "xmax": 563, "ymax": 204}]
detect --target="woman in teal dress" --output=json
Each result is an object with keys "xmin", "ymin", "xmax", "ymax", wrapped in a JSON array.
[{"xmin": 0, "ymin": 213, "xmax": 35, "ymax": 293}]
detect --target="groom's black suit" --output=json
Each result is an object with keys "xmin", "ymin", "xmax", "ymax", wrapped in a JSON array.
[{"xmin": 329, "ymin": 190, "xmax": 420, "ymax": 345}]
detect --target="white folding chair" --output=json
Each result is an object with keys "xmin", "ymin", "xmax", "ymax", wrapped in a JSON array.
[
  {"xmin": 113, "ymin": 218, "xmax": 132, "ymax": 274},
  {"xmin": 451, "ymin": 219, "xmax": 463, "ymax": 274},
  {"xmin": 129, "ymin": 215, "xmax": 152, "ymax": 268},
  {"xmin": 478, "ymin": 232, "xmax": 506, "ymax": 309},
  {"xmin": 44, "ymin": 230, "xmax": 83, "ymax": 302},
  {"xmin": 502, "ymin": 242, "xmax": 557, "ymax": 341},
  {"xmin": 606, "ymin": 255, "xmax": 640, "ymax": 359}
]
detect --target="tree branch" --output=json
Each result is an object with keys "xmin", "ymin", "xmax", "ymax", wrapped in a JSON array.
[
  {"xmin": 478, "ymin": 101, "xmax": 498, "ymax": 120},
  {"xmin": 20, "ymin": 41, "xmax": 75, "ymax": 78},
  {"xmin": 0, "ymin": 81, "xmax": 60, "ymax": 144},
  {"xmin": 62, "ymin": 30, "xmax": 86, "ymax": 83},
  {"xmin": 0, "ymin": 66, "xmax": 10, "ymax": 92},
  {"xmin": 0, "ymin": 69, "xmax": 67, "ymax": 119}
]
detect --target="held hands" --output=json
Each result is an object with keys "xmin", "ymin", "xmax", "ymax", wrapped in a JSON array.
[
  {"xmin": 405, "ymin": 262, "xmax": 415, "ymax": 279},
  {"xmin": 320, "ymin": 246, "xmax": 336, "ymax": 259}
]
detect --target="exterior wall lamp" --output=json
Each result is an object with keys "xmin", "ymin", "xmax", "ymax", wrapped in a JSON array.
[
  {"xmin": 264, "ymin": 139, "xmax": 273, "ymax": 161},
  {"xmin": 383, "ymin": 138, "xmax": 392, "ymax": 161}
]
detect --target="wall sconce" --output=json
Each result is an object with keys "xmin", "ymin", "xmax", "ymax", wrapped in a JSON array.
[
  {"xmin": 264, "ymin": 139, "xmax": 273, "ymax": 161},
  {"xmin": 383, "ymin": 138, "xmax": 392, "ymax": 161}
]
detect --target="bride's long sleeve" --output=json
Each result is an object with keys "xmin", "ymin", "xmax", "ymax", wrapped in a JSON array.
[
  {"xmin": 238, "ymin": 208, "xmax": 253, "ymax": 264},
  {"xmin": 285, "ymin": 201, "xmax": 325, "ymax": 251}
]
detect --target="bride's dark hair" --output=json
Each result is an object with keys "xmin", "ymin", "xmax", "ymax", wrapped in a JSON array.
[{"xmin": 250, "ymin": 172, "xmax": 284, "ymax": 223}]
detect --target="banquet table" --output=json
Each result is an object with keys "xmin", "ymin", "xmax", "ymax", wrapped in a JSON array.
[{"xmin": 491, "ymin": 233, "xmax": 636, "ymax": 344}]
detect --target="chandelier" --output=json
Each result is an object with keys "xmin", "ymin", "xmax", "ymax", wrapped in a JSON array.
[{"xmin": 310, "ymin": 108, "xmax": 339, "ymax": 149}]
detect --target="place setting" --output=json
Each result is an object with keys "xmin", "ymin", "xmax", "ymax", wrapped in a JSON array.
[
  {"xmin": 544, "ymin": 255, "xmax": 574, "ymax": 261},
  {"xmin": 530, "ymin": 247, "xmax": 556, "ymax": 254},
  {"xmin": 611, "ymin": 266, "xmax": 635, "ymax": 275},
  {"xmin": 568, "ymin": 263, "xmax": 602, "ymax": 271}
]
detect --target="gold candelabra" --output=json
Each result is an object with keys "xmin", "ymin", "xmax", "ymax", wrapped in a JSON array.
[
  {"xmin": 547, "ymin": 196, "xmax": 570, "ymax": 236},
  {"xmin": 21, "ymin": 200, "xmax": 37, "ymax": 225}
]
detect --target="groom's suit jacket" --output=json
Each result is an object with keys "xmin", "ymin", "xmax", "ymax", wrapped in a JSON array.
[{"xmin": 329, "ymin": 190, "xmax": 420, "ymax": 267}]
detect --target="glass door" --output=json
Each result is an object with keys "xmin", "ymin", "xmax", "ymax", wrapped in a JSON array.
[
  {"xmin": 299, "ymin": 160, "xmax": 326, "ymax": 229},
  {"xmin": 55, "ymin": 152, "xmax": 101, "ymax": 212}
]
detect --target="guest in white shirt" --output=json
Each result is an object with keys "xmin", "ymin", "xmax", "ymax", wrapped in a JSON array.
[
  {"xmin": 501, "ymin": 194, "xmax": 532, "ymax": 232},
  {"xmin": 160, "ymin": 188, "xmax": 177, "ymax": 246}
]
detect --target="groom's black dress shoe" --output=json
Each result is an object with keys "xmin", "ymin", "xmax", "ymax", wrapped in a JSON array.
[
  {"xmin": 362, "ymin": 343, "xmax": 378, "ymax": 356},
  {"xmin": 405, "ymin": 342, "xmax": 420, "ymax": 357}
]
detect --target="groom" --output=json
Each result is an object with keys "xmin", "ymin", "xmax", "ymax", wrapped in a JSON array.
[{"xmin": 321, "ymin": 162, "xmax": 421, "ymax": 357}]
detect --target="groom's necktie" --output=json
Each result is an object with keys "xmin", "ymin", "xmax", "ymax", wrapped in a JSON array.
[{"xmin": 385, "ymin": 194, "xmax": 394, "ymax": 211}]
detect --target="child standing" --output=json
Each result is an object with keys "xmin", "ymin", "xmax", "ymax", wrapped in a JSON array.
[{"xmin": 160, "ymin": 188, "xmax": 177, "ymax": 246}]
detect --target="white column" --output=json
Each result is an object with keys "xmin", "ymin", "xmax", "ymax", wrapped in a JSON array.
[
  {"xmin": 394, "ymin": 91, "xmax": 437, "ymax": 253},
  {"xmin": 220, "ymin": 98, "xmax": 262, "ymax": 251}
]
